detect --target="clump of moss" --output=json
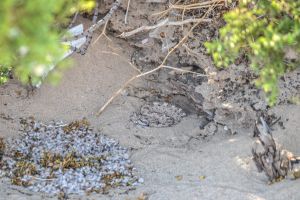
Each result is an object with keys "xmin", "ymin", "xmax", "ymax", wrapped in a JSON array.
[
  {"xmin": 11, "ymin": 161, "xmax": 37, "ymax": 186},
  {"xmin": 13, "ymin": 151, "xmax": 26, "ymax": 160},
  {"xmin": 40, "ymin": 152, "xmax": 64, "ymax": 170},
  {"xmin": 40, "ymin": 151, "xmax": 106, "ymax": 172},
  {"xmin": 11, "ymin": 177, "xmax": 32, "ymax": 187},
  {"xmin": 102, "ymin": 172, "xmax": 124, "ymax": 186},
  {"xmin": 13, "ymin": 161, "xmax": 37, "ymax": 177},
  {"xmin": 63, "ymin": 118, "xmax": 90, "ymax": 133}
]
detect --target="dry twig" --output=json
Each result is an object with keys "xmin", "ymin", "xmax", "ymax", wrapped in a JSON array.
[
  {"xmin": 86, "ymin": 0, "xmax": 122, "ymax": 34},
  {"xmin": 151, "ymin": 0, "xmax": 181, "ymax": 19},
  {"xmin": 71, "ymin": 0, "xmax": 122, "ymax": 54},
  {"xmin": 119, "ymin": 18, "xmax": 211, "ymax": 38},
  {"xmin": 77, "ymin": 1, "xmax": 100, "ymax": 54},
  {"xmin": 68, "ymin": 11, "xmax": 79, "ymax": 29},
  {"xmin": 162, "ymin": 65, "xmax": 208, "ymax": 76},
  {"xmin": 183, "ymin": 44, "xmax": 204, "ymax": 58},
  {"xmin": 93, "ymin": 20, "xmax": 112, "ymax": 45},
  {"xmin": 170, "ymin": 0, "xmax": 225, "ymax": 10},
  {"xmin": 152, "ymin": 0, "xmax": 225, "ymax": 19},
  {"xmin": 125, "ymin": 0, "xmax": 131, "ymax": 24}
]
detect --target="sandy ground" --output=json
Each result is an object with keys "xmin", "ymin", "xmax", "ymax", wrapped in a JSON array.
[{"xmin": 0, "ymin": 38, "xmax": 299, "ymax": 200}]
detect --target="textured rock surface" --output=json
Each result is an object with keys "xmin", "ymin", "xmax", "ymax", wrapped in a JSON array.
[{"xmin": 130, "ymin": 102, "xmax": 186, "ymax": 127}]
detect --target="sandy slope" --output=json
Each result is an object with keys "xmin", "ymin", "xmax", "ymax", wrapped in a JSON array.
[{"xmin": 0, "ymin": 38, "xmax": 299, "ymax": 200}]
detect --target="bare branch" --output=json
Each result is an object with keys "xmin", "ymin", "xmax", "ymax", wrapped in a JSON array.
[
  {"xmin": 125, "ymin": 0, "xmax": 131, "ymax": 24},
  {"xmin": 118, "ymin": 18, "xmax": 211, "ymax": 38}
]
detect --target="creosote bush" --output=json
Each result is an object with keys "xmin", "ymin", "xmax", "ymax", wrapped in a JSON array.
[
  {"xmin": 0, "ymin": 0, "xmax": 95, "ymax": 85},
  {"xmin": 205, "ymin": 0, "xmax": 300, "ymax": 105}
]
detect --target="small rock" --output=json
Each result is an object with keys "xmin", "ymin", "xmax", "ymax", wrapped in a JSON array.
[{"xmin": 138, "ymin": 178, "xmax": 144, "ymax": 183}]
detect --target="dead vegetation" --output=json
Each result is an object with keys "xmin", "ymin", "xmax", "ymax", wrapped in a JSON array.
[{"xmin": 252, "ymin": 117, "xmax": 300, "ymax": 182}]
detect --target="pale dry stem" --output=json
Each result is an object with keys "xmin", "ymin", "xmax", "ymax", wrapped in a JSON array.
[
  {"xmin": 183, "ymin": 43, "xmax": 204, "ymax": 58},
  {"xmin": 162, "ymin": 65, "xmax": 208, "ymax": 76},
  {"xmin": 119, "ymin": 18, "xmax": 211, "ymax": 38},
  {"xmin": 151, "ymin": 0, "xmax": 181, "ymax": 19},
  {"xmin": 170, "ymin": 0, "xmax": 225, "ymax": 10},
  {"xmin": 125, "ymin": 0, "xmax": 131, "ymax": 24},
  {"xmin": 93, "ymin": 20, "xmax": 112, "ymax": 45}
]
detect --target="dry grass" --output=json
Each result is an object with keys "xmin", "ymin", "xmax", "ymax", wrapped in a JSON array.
[{"xmin": 152, "ymin": 0, "xmax": 227, "ymax": 19}]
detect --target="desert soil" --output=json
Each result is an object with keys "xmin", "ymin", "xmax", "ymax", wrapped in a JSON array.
[{"xmin": 0, "ymin": 35, "xmax": 300, "ymax": 200}]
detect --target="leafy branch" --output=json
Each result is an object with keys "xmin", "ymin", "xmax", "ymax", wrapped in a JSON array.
[{"xmin": 205, "ymin": 0, "xmax": 300, "ymax": 105}]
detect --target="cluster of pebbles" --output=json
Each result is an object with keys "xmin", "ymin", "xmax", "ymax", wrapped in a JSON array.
[
  {"xmin": 130, "ymin": 102, "xmax": 186, "ymax": 127},
  {"xmin": 0, "ymin": 119, "xmax": 142, "ymax": 195}
]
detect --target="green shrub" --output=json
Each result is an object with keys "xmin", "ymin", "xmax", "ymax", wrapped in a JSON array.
[
  {"xmin": 0, "ymin": 0, "xmax": 94, "ymax": 85},
  {"xmin": 205, "ymin": 0, "xmax": 300, "ymax": 105}
]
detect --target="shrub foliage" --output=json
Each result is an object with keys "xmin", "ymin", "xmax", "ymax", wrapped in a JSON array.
[
  {"xmin": 206, "ymin": 0, "xmax": 300, "ymax": 105},
  {"xmin": 0, "ymin": 0, "xmax": 94, "ymax": 85}
]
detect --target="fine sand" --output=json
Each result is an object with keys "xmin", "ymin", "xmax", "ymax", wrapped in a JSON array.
[{"xmin": 0, "ymin": 37, "xmax": 299, "ymax": 200}]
